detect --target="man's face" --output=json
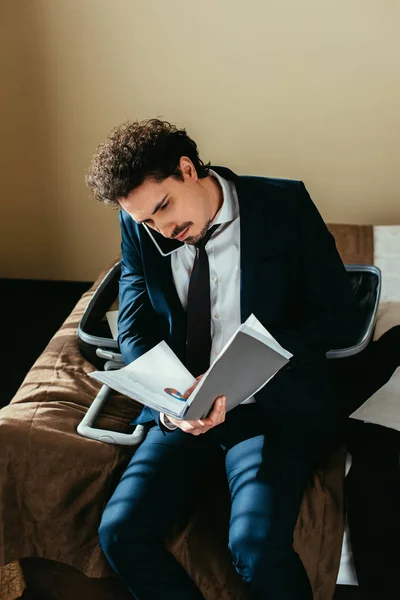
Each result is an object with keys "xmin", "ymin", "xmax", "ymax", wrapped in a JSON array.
[{"xmin": 119, "ymin": 157, "xmax": 212, "ymax": 245}]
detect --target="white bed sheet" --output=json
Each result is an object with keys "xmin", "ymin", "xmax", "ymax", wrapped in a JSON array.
[{"xmin": 336, "ymin": 454, "xmax": 358, "ymax": 586}]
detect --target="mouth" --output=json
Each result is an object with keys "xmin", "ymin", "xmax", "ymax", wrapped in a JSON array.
[{"xmin": 174, "ymin": 226, "xmax": 190, "ymax": 241}]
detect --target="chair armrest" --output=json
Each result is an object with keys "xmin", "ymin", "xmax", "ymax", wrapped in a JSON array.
[{"xmin": 77, "ymin": 385, "xmax": 146, "ymax": 446}]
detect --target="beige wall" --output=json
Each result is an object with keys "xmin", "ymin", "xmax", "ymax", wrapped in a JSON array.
[{"xmin": 1, "ymin": 0, "xmax": 399, "ymax": 281}]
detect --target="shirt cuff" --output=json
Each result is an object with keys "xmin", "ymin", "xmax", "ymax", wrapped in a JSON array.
[{"xmin": 160, "ymin": 412, "xmax": 178, "ymax": 431}]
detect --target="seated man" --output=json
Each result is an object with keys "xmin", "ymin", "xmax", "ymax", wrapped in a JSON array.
[{"xmin": 85, "ymin": 118, "xmax": 375, "ymax": 600}]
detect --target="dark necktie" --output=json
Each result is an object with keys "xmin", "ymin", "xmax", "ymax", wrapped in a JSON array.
[{"xmin": 186, "ymin": 224, "xmax": 220, "ymax": 377}]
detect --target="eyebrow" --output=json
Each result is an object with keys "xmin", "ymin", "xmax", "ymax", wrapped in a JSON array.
[{"xmin": 137, "ymin": 195, "xmax": 168, "ymax": 224}]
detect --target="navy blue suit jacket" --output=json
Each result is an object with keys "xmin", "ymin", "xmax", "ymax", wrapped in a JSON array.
[{"xmin": 117, "ymin": 166, "xmax": 359, "ymax": 425}]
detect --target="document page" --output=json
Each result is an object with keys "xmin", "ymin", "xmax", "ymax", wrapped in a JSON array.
[
  {"xmin": 350, "ymin": 367, "xmax": 400, "ymax": 432},
  {"xmin": 90, "ymin": 341, "xmax": 196, "ymax": 417}
]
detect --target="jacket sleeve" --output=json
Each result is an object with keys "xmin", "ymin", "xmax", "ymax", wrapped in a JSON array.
[
  {"xmin": 273, "ymin": 182, "xmax": 361, "ymax": 358},
  {"xmin": 117, "ymin": 211, "xmax": 162, "ymax": 365}
]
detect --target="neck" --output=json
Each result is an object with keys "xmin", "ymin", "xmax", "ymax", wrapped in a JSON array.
[{"xmin": 204, "ymin": 174, "xmax": 223, "ymax": 222}]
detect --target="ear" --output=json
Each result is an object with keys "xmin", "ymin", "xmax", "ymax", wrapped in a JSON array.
[{"xmin": 179, "ymin": 156, "xmax": 198, "ymax": 181}]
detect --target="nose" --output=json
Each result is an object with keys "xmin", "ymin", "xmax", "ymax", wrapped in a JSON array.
[{"xmin": 157, "ymin": 221, "xmax": 175, "ymax": 238}]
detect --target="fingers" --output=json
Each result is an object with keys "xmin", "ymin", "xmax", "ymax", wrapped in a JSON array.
[
  {"xmin": 183, "ymin": 374, "xmax": 205, "ymax": 399},
  {"xmin": 183, "ymin": 384, "xmax": 196, "ymax": 399},
  {"xmin": 185, "ymin": 396, "xmax": 227, "ymax": 435},
  {"xmin": 206, "ymin": 396, "xmax": 226, "ymax": 425},
  {"xmin": 168, "ymin": 395, "xmax": 226, "ymax": 435}
]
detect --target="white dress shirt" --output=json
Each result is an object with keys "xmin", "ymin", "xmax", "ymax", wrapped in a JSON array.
[
  {"xmin": 151, "ymin": 169, "xmax": 254, "ymax": 429},
  {"xmin": 171, "ymin": 169, "xmax": 243, "ymax": 363}
]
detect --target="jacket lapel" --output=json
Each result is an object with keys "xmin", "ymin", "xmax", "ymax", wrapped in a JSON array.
[
  {"xmin": 211, "ymin": 167, "xmax": 262, "ymax": 323},
  {"xmin": 139, "ymin": 229, "xmax": 187, "ymax": 362}
]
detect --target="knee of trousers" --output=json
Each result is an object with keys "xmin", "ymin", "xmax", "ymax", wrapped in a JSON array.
[
  {"xmin": 98, "ymin": 509, "xmax": 159, "ymax": 561},
  {"xmin": 229, "ymin": 538, "xmax": 298, "ymax": 589},
  {"xmin": 229, "ymin": 530, "xmax": 297, "ymax": 584}
]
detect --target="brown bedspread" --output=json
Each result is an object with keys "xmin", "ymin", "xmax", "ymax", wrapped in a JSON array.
[{"xmin": 0, "ymin": 224, "xmax": 373, "ymax": 600}]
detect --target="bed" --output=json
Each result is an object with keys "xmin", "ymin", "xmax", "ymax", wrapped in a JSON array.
[{"xmin": 1, "ymin": 223, "xmax": 399, "ymax": 600}]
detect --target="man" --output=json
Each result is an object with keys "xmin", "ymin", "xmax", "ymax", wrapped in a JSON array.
[{"xmin": 85, "ymin": 118, "xmax": 373, "ymax": 599}]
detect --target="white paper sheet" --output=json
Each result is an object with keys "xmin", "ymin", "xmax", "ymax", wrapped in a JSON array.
[{"xmin": 350, "ymin": 367, "xmax": 400, "ymax": 431}]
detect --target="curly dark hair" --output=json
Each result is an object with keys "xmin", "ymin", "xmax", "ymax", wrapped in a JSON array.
[{"xmin": 86, "ymin": 118, "xmax": 211, "ymax": 207}]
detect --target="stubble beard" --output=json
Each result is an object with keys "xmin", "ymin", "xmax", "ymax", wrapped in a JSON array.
[{"xmin": 184, "ymin": 219, "xmax": 211, "ymax": 245}]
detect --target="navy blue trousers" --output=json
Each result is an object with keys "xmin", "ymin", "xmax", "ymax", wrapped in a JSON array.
[{"xmin": 98, "ymin": 356, "xmax": 340, "ymax": 600}]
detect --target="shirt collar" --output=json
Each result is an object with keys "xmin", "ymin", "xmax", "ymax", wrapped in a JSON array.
[{"xmin": 208, "ymin": 168, "xmax": 236, "ymax": 226}]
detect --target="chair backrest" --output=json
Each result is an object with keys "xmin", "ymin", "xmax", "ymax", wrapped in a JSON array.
[
  {"xmin": 77, "ymin": 261, "xmax": 382, "ymax": 366},
  {"xmin": 327, "ymin": 264, "xmax": 381, "ymax": 358}
]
